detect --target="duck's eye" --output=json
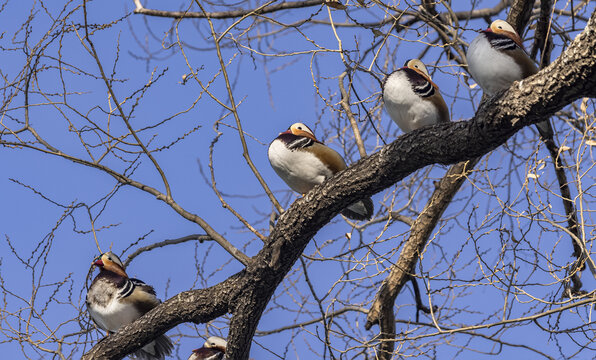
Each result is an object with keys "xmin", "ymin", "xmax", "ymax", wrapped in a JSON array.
[
  {"xmin": 211, "ymin": 342, "xmax": 216, "ymax": 346},
  {"xmin": 108, "ymin": 256, "xmax": 112, "ymax": 261},
  {"xmin": 498, "ymin": 26, "xmax": 502, "ymax": 29},
  {"xmin": 297, "ymin": 126, "xmax": 302, "ymax": 130}
]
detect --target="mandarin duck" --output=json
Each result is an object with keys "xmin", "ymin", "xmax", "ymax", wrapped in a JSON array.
[
  {"xmin": 383, "ymin": 59, "xmax": 450, "ymax": 133},
  {"xmin": 466, "ymin": 19, "xmax": 549, "ymax": 135},
  {"xmin": 467, "ymin": 20, "xmax": 537, "ymax": 95},
  {"xmin": 268, "ymin": 122, "xmax": 374, "ymax": 220},
  {"xmin": 86, "ymin": 252, "xmax": 173, "ymax": 360},
  {"xmin": 188, "ymin": 336, "xmax": 227, "ymax": 360}
]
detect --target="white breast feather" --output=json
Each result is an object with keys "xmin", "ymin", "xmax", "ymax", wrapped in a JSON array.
[
  {"xmin": 87, "ymin": 287, "xmax": 142, "ymax": 332},
  {"xmin": 383, "ymin": 71, "xmax": 440, "ymax": 133},
  {"xmin": 467, "ymin": 34, "xmax": 523, "ymax": 95},
  {"xmin": 268, "ymin": 140, "xmax": 333, "ymax": 194}
]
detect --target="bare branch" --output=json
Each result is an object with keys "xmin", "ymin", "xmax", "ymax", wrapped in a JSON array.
[
  {"xmin": 339, "ymin": 71, "xmax": 366, "ymax": 158},
  {"xmin": 367, "ymin": 158, "xmax": 480, "ymax": 359},
  {"xmin": 132, "ymin": 0, "xmax": 325, "ymax": 19},
  {"xmin": 123, "ymin": 234, "xmax": 213, "ymax": 267}
]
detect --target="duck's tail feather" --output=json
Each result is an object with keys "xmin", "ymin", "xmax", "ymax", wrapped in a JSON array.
[{"xmin": 341, "ymin": 197, "xmax": 374, "ymax": 220}]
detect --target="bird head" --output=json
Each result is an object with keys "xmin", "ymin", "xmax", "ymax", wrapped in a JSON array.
[
  {"xmin": 191, "ymin": 336, "xmax": 227, "ymax": 358},
  {"xmin": 281, "ymin": 122, "xmax": 319, "ymax": 142},
  {"xmin": 402, "ymin": 59, "xmax": 428, "ymax": 75},
  {"xmin": 92, "ymin": 252, "xmax": 128, "ymax": 278},
  {"xmin": 203, "ymin": 336, "xmax": 227, "ymax": 352},
  {"xmin": 483, "ymin": 19, "xmax": 524, "ymax": 48},
  {"xmin": 402, "ymin": 59, "xmax": 439, "ymax": 89}
]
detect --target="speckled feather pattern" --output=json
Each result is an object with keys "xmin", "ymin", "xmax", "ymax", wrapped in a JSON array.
[{"xmin": 86, "ymin": 268, "xmax": 172, "ymax": 359}]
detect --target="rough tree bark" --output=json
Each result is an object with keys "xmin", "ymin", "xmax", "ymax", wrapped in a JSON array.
[{"xmin": 81, "ymin": 10, "xmax": 596, "ymax": 360}]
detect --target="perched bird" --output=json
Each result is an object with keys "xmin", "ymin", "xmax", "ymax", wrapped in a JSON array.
[
  {"xmin": 268, "ymin": 122, "xmax": 374, "ymax": 220},
  {"xmin": 467, "ymin": 19, "xmax": 538, "ymax": 95},
  {"xmin": 188, "ymin": 336, "xmax": 227, "ymax": 360},
  {"xmin": 466, "ymin": 19, "xmax": 549, "ymax": 136},
  {"xmin": 383, "ymin": 59, "xmax": 450, "ymax": 133},
  {"xmin": 86, "ymin": 252, "xmax": 173, "ymax": 360}
]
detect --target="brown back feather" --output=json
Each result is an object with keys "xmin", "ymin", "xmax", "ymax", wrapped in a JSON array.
[
  {"xmin": 305, "ymin": 142, "xmax": 347, "ymax": 174},
  {"xmin": 121, "ymin": 285, "xmax": 160, "ymax": 314},
  {"xmin": 428, "ymin": 91, "xmax": 450, "ymax": 123},
  {"xmin": 509, "ymin": 48, "xmax": 538, "ymax": 78}
]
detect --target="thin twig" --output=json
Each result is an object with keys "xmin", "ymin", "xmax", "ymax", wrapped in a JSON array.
[
  {"xmin": 132, "ymin": 0, "xmax": 324, "ymax": 19},
  {"xmin": 124, "ymin": 234, "xmax": 213, "ymax": 267},
  {"xmin": 194, "ymin": 0, "xmax": 284, "ymax": 214},
  {"xmin": 339, "ymin": 71, "xmax": 366, "ymax": 158}
]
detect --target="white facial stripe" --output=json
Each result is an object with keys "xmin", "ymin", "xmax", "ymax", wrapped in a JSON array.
[{"xmin": 291, "ymin": 122, "xmax": 314, "ymax": 137}]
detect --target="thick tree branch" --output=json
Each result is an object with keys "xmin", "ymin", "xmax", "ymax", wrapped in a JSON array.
[
  {"xmin": 82, "ymin": 12, "xmax": 596, "ymax": 359},
  {"xmin": 531, "ymin": 0, "xmax": 554, "ymax": 65},
  {"xmin": 507, "ymin": 0, "xmax": 536, "ymax": 33}
]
